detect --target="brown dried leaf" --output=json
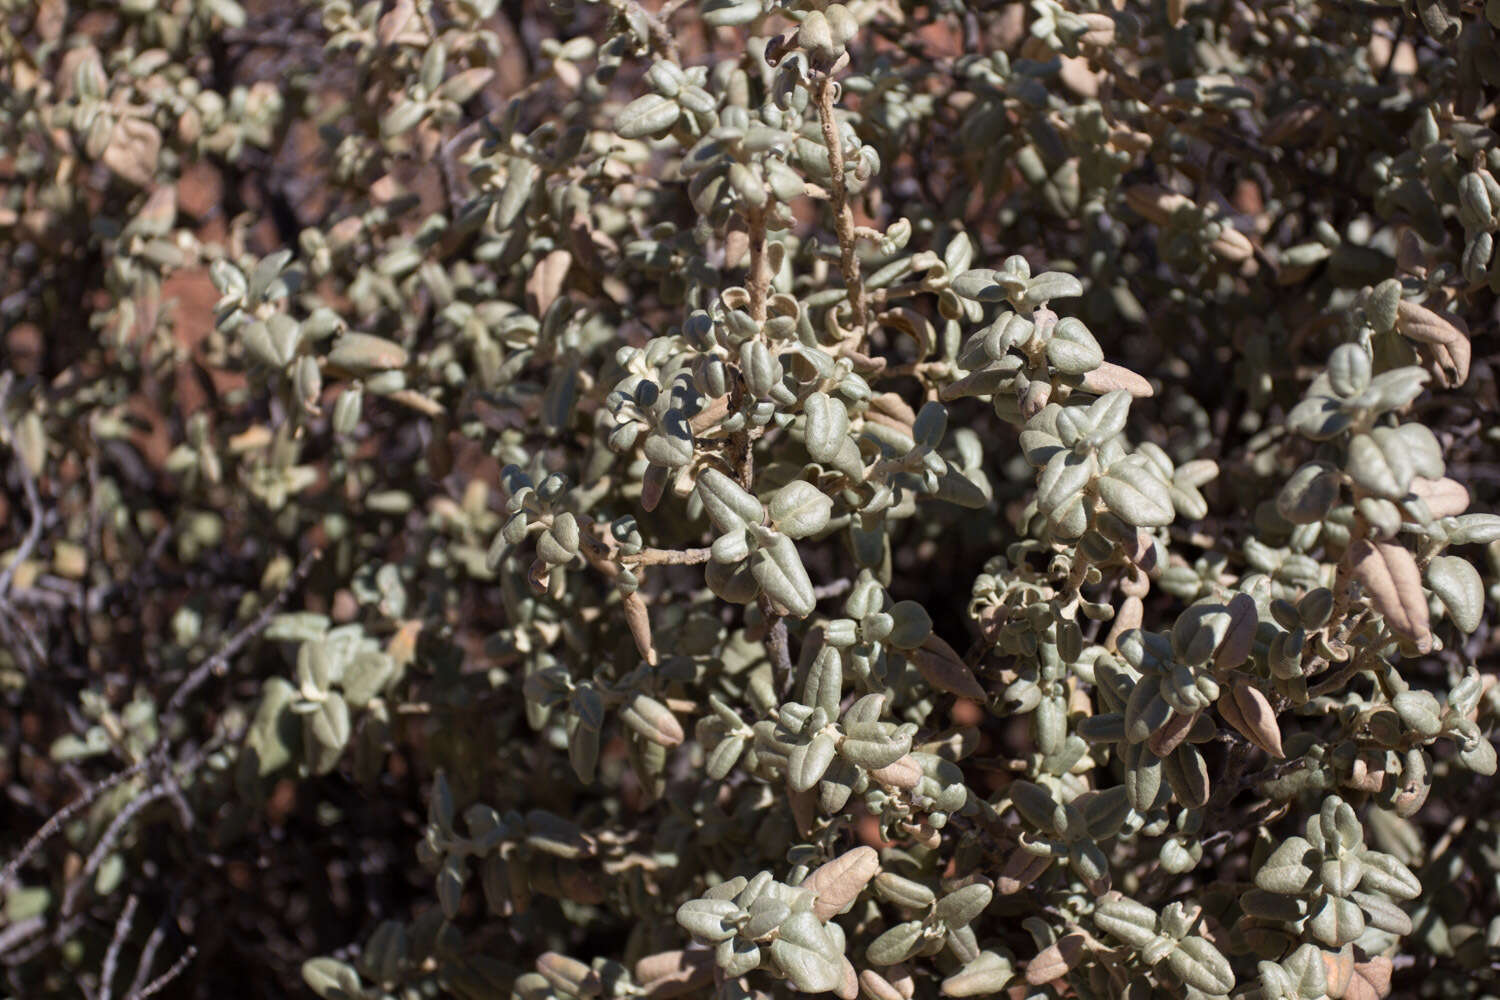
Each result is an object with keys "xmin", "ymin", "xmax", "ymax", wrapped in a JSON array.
[
  {"xmin": 997, "ymin": 849, "xmax": 1052, "ymax": 895},
  {"xmin": 101, "ymin": 117, "xmax": 162, "ymax": 187},
  {"xmin": 1343, "ymin": 957, "xmax": 1393, "ymax": 1000},
  {"xmin": 1213, "ymin": 592, "xmax": 1259, "ymax": 670},
  {"xmin": 1350, "ymin": 538, "xmax": 1432, "ymax": 652},
  {"xmin": 377, "ymin": 0, "xmax": 416, "ymax": 45},
  {"xmin": 1025, "ymin": 933, "xmax": 1087, "ymax": 986},
  {"xmin": 837, "ymin": 956, "xmax": 859, "ymax": 1000},
  {"xmin": 1105, "ymin": 594, "xmax": 1144, "ymax": 652},
  {"xmin": 868, "ymin": 754, "xmax": 923, "ymax": 789},
  {"xmin": 911, "ymin": 635, "xmax": 987, "ymax": 701},
  {"xmin": 622, "ymin": 591, "xmax": 657, "ymax": 665},
  {"xmin": 1396, "ymin": 299, "xmax": 1467, "ymax": 346},
  {"xmin": 804, "ymin": 846, "xmax": 880, "ymax": 920},
  {"xmin": 859, "ymin": 970, "xmax": 907, "ymax": 1000},
  {"xmin": 1409, "ymin": 476, "xmax": 1470, "ymax": 518},
  {"xmin": 634, "ymin": 950, "xmax": 714, "ymax": 998},
  {"xmin": 1230, "ymin": 679, "xmax": 1284, "ymax": 758},
  {"xmin": 1212, "ymin": 226, "xmax": 1254, "ymax": 262},
  {"xmin": 527, "ymin": 249, "xmax": 572, "ymax": 317},
  {"xmin": 1423, "ymin": 335, "xmax": 1471, "ymax": 386},
  {"xmin": 1079, "ymin": 361, "xmax": 1154, "ymax": 398},
  {"xmin": 1147, "ymin": 710, "xmax": 1197, "ymax": 757}
]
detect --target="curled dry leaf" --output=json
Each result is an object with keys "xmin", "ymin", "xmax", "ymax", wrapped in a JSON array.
[
  {"xmin": 1025, "ymin": 933, "xmax": 1087, "ymax": 986},
  {"xmin": 634, "ymin": 950, "xmax": 715, "ymax": 998},
  {"xmin": 527, "ymin": 249, "xmax": 573, "ymax": 317},
  {"xmin": 1350, "ymin": 538, "xmax": 1432, "ymax": 653},
  {"xmin": 1146, "ymin": 709, "xmax": 1197, "ymax": 757},
  {"xmin": 804, "ymin": 846, "xmax": 880, "ymax": 920},
  {"xmin": 1214, "ymin": 592, "xmax": 1260, "ymax": 669},
  {"xmin": 623, "ymin": 591, "xmax": 658, "ymax": 665},
  {"xmin": 101, "ymin": 117, "xmax": 163, "ymax": 187},
  {"xmin": 868, "ymin": 754, "xmax": 923, "ymax": 789},
  {"xmin": 997, "ymin": 849, "xmax": 1052, "ymax": 895},
  {"xmin": 1222, "ymin": 679, "xmax": 1285, "ymax": 758},
  {"xmin": 1408, "ymin": 476, "xmax": 1470, "ymax": 518},
  {"xmin": 1079, "ymin": 361, "xmax": 1154, "ymax": 398},
  {"xmin": 910, "ymin": 634, "xmax": 987, "ymax": 701},
  {"xmin": 1395, "ymin": 299, "xmax": 1467, "ymax": 345}
]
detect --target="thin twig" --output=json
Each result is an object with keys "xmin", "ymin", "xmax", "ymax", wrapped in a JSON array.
[
  {"xmin": 127, "ymin": 945, "xmax": 196, "ymax": 1000},
  {"xmin": 160, "ymin": 546, "xmax": 322, "ymax": 720},
  {"xmin": 0, "ymin": 372, "xmax": 45, "ymax": 599},
  {"xmin": 813, "ymin": 74, "xmax": 868, "ymax": 342},
  {"xmin": 747, "ymin": 206, "xmax": 770, "ymax": 323},
  {"xmin": 125, "ymin": 894, "xmax": 176, "ymax": 999},
  {"xmin": 608, "ymin": 0, "xmax": 680, "ymax": 62},
  {"xmin": 2, "ymin": 759, "xmax": 151, "ymax": 889},
  {"xmin": 0, "ymin": 916, "xmax": 44, "ymax": 959},
  {"xmin": 60, "ymin": 784, "xmax": 172, "ymax": 924},
  {"xmin": 98, "ymin": 894, "xmax": 139, "ymax": 1000},
  {"xmin": 621, "ymin": 547, "xmax": 711, "ymax": 567}
]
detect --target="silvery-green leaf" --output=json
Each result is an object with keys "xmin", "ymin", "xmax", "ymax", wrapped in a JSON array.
[
  {"xmin": 1345, "ymin": 431, "xmax": 1408, "ymax": 501},
  {"xmin": 1328, "ymin": 343, "xmax": 1372, "ymax": 398},
  {"xmin": 751, "ymin": 533, "xmax": 816, "ymax": 617},
  {"xmin": 1037, "ymin": 451, "xmax": 1091, "ymax": 513},
  {"xmin": 381, "ymin": 100, "xmax": 427, "ymax": 139},
  {"xmin": 1426, "ymin": 555, "xmax": 1483, "ymax": 632},
  {"xmin": 935, "ymin": 883, "xmax": 992, "ymax": 928},
  {"xmin": 1277, "ymin": 462, "xmax": 1340, "ymax": 524},
  {"xmin": 1392, "ymin": 690, "xmax": 1442, "ymax": 737},
  {"xmin": 1099, "ymin": 459, "xmax": 1174, "ymax": 526},
  {"xmin": 304, "ymin": 692, "xmax": 351, "ymax": 775},
  {"xmin": 342, "ymin": 651, "xmax": 396, "ymax": 708},
  {"xmin": 773, "ymin": 912, "xmax": 842, "ymax": 992},
  {"xmin": 706, "ymin": 735, "xmax": 746, "ymax": 780},
  {"xmin": 1361, "ymin": 367, "xmax": 1429, "ymax": 412},
  {"xmin": 697, "ymin": 468, "xmax": 765, "ymax": 533},
  {"xmin": 437, "ymin": 854, "xmax": 466, "ymax": 919},
  {"xmin": 1081, "ymin": 786, "xmax": 1132, "ymax": 840},
  {"xmin": 840, "ymin": 721, "xmax": 910, "ymax": 769},
  {"xmin": 1046, "ymin": 318, "xmax": 1104, "ymax": 375},
  {"xmin": 803, "ymin": 644, "xmax": 843, "ymax": 717},
  {"xmin": 717, "ymin": 937, "xmax": 762, "ymax": 978},
  {"xmin": 1366, "ymin": 279, "xmax": 1401, "ymax": 333},
  {"xmin": 302, "ymin": 958, "xmax": 362, "ymax": 999},
  {"xmin": 883, "ymin": 601, "xmax": 931, "ymax": 650},
  {"xmin": 1285, "ymin": 394, "xmax": 1351, "ymax": 439},
  {"xmin": 617, "ymin": 93, "xmax": 680, "ymax": 138},
  {"xmin": 1307, "ymin": 893, "xmax": 1365, "ymax": 946},
  {"xmin": 789, "ymin": 732, "xmax": 838, "ymax": 791},
  {"xmin": 770, "ymin": 480, "xmax": 833, "ymax": 539},
  {"xmin": 1253, "ymin": 836, "xmax": 1315, "ymax": 895},
  {"xmin": 1350, "ymin": 889, "xmax": 1412, "ymax": 935},
  {"xmin": 867, "ymin": 920, "xmax": 925, "ymax": 966},
  {"xmin": 247, "ymin": 676, "xmax": 300, "ymax": 776},
  {"xmin": 1167, "ymin": 936, "xmax": 1234, "ymax": 996},
  {"xmin": 676, "ymin": 898, "xmax": 742, "ymax": 942},
  {"xmin": 1447, "ymin": 513, "xmax": 1500, "ymax": 544},
  {"xmin": 1009, "ymin": 780, "xmax": 1062, "ymax": 832},
  {"xmin": 1093, "ymin": 896, "xmax": 1159, "ymax": 948},
  {"xmin": 939, "ymin": 950, "xmax": 1016, "ymax": 997},
  {"xmin": 1357, "ymin": 851, "xmax": 1421, "ymax": 900},
  {"xmin": 621, "ymin": 694, "xmax": 685, "ymax": 747},
  {"xmin": 803, "ymin": 392, "xmax": 850, "ymax": 464},
  {"xmin": 1461, "ymin": 737, "xmax": 1497, "ymax": 775},
  {"xmin": 951, "ymin": 268, "xmax": 1005, "ymax": 302},
  {"xmin": 328, "ymin": 333, "xmax": 408, "ymax": 373},
  {"xmin": 702, "ymin": 0, "xmax": 762, "ymax": 27},
  {"xmin": 1022, "ymin": 271, "xmax": 1083, "ymax": 307},
  {"xmin": 1394, "ymin": 423, "xmax": 1444, "ymax": 479},
  {"xmin": 870, "ymin": 874, "xmax": 937, "ymax": 917}
]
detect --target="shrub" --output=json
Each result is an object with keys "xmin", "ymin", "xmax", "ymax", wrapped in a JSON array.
[{"xmin": 2, "ymin": 0, "xmax": 1500, "ymax": 997}]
